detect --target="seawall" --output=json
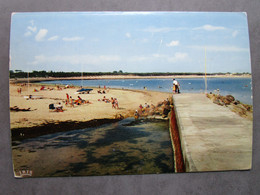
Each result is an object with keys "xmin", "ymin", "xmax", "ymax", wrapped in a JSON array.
[{"xmin": 171, "ymin": 93, "xmax": 252, "ymax": 172}]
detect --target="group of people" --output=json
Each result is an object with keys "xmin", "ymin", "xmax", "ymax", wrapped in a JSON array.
[
  {"xmin": 134, "ymin": 98, "xmax": 171, "ymax": 120},
  {"xmin": 111, "ymin": 97, "xmax": 119, "ymax": 109},
  {"xmin": 97, "ymin": 90, "xmax": 106, "ymax": 94},
  {"xmin": 49, "ymin": 102, "xmax": 63, "ymax": 112},
  {"xmin": 66, "ymin": 93, "xmax": 89, "ymax": 107},
  {"xmin": 98, "ymin": 96, "xmax": 119, "ymax": 109},
  {"xmin": 17, "ymin": 88, "xmax": 22, "ymax": 94},
  {"xmin": 135, "ymin": 103, "xmax": 153, "ymax": 119}
]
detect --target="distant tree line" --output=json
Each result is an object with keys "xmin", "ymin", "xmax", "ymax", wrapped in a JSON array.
[{"xmin": 9, "ymin": 70, "xmax": 251, "ymax": 78}]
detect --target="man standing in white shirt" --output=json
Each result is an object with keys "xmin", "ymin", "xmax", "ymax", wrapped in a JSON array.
[{"xmin": 173, "ymin": 79, "xmax": 180, "ymax": 93}]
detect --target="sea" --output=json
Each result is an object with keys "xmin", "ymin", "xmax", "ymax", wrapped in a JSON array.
[{"xmin": 41, "ymin": 77, "xmax": 253, "ymax": 105}]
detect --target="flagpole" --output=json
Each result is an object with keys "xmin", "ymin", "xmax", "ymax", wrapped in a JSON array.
[
  {"xmin": 27, "ymin": 71, "xmax": 30, "ymax": 93},
  {"xmin": 205, "ymin": 47, "xmax": 207, "ymax": 94},
  {"xmin": 81, "ymin": 64, "xmax": 83, "ymax": 87}
]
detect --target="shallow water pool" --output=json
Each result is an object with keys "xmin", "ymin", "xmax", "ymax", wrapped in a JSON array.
[{"xmin": 12, "ymin": 118, "xmax": 174, "ymax": 177}]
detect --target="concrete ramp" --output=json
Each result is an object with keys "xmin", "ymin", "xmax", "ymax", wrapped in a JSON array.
[{"xmin": 173, "ymin": 93, "xmax": 252, "ymax": 172}]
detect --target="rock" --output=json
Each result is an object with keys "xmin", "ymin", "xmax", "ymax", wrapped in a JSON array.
[
  {"xmin": 156, "ymin": 101, "xmax": 163, "ymax": 107},
  {"xmin": 242, "ymin": 104, "xmax": 252, "ymax": 111},
  {"xmin": 222, "ymin": 97, "xmax": 232, "ymax": 105},
  {"xmin": 213, "ymin": 99, "xmax": 224, "ymax": 106},
  {"xmin": 163, "ymin": 107, "xmax": 171, "ymax": 116},
  {"xmin": 233, "ymin": 100, "xmax": 240, "ymax": 105},
  {"xmin": 226, "ymin": 95, "xmax": 235, "ymax": 102}
]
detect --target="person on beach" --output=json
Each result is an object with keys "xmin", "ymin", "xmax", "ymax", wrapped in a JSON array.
[
  {"xmin": 17, "ymin": 88, "xmax": 22, "ymax": 94},
  {"xmin": 55, "ymin": 102, "xmax": 63, "ymax": 112},
  {"xmin": 70, "ymin": 96, "xmax": 74, "ymax": 107},
  {"xmin": 111, "ymin": 97, "xmax": 115, "ymax": 108},
  {"xmin": 173, "ymin": 79, "xmax": 180, "ymax": 93},
  {"xmin": 114, "ymin": 98, "xmax": 119, "ymax": 109},
  {"xmin": 75, "ymin": 96, "xmax": 83, "ymax": 105},
  {"xmin": 66, "ymin": 93, "xmax": 70, "ymax": 105},
  {"xmin": 134, "ymin": 110, "xmax": 139, "ymax": 120},
  {"xmin": 139, "ymin": 104, "xmax": 145, "ymax": 113}
]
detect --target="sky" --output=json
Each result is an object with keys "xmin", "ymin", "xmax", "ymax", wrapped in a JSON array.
[{"xmin": 10, "ymin": 12, "xmax": 252, "ymax": 73}]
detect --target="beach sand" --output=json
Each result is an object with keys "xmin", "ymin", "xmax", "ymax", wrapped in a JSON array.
[{"xmin": 9, "ymin": 83, "xmax": 172, "ymax": 130}]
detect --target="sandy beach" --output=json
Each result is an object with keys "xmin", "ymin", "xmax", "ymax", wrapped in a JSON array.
[{"xmin": 10, "ymin": 82, "xmax": 172, "ymax": 130}]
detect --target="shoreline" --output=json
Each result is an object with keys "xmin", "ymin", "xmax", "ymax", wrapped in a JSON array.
[
  {"xmin": 11, "ymin": 118, "xmax": 121, "ymax": 141},
  {"xmin": 9, "ymin": 74, "xmax": 252, "ymax": 84}
]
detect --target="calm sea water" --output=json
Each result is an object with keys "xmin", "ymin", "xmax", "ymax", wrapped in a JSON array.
[
  {"xmin": 12, "ymin": 118, "xmax": 173, "ymax": 177},
  {"xmin": 41, "ymin": 77, "xmax": 253, "ymax": 105}
]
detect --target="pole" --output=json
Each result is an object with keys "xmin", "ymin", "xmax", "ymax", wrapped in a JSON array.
[
  {"xmin": 205, "ymin": 47, "xmax": 207, "ymax": 94},
  {"xmin": 81, "ymin": 64, "xmax": 83, "ymax": 87},
  {"xmin": 27, "ymin": 72, "xmax": 30, "ymax": 93}
]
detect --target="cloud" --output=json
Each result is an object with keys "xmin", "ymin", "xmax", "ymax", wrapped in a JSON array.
[
  {"xmin": 35, "ymin": 29, "xmax": 48, "ymax": 41},
  {"xmin": 48, "ymin": 36, "xmax": 59, "ymax": 41},
  {"xmin": 62, "ymin": 37, "xmax": 84, "ymax": 41},
  {"xmin": 188, "ymin": 45, "xmax": 248, "ymax": 52},
  {"xmin": 168, "ymin": 52, "xmax": 188, "ymax": 63},
  {"xmin": 142, "ymin": 27, "xmax": 188, "ymax": 33},
  {"xmin": 128, "ymin": 56, "xmax": 149, "ymax": 62},
  {"xmin": 24, "ymin": 21, "xmax": 37, "ymax": 37},
  {"xmin": 30, "ymin": 54, "xmax": 121, "ymax": 65},
  {"xmin": 152, "ymin": 54, "xmax": 166, "ymax": 58},
  {"xmin": 24, "ymin": 31, "xmax": 32, "ymax": 37},
  {"xmin": 27, "ymin": 26, "xmax": 37, "ymax": 33},
  {"xmin": 232, "ymin": 30, "xmax": 238, "ymax": 37},
  {"xmin": 128, "ymin": 53, "xmax": 187, "ymax": 64},
  {"xmin": 193, "ymin": 25, "xmax": 226, "ymax": 31},
  {"xmin": 142, "ymin": 27, "xmax": 174, "ymax": 33},
  {"xmin": 166, "ymin": 40, "xmax": 179, "ymax": 47},
  {"xmin": 126, "ymin": 32, "xmax": 131, "ymax": 38}
]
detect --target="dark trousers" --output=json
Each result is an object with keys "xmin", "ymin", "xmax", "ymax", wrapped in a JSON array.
[{"xmin": 175, "ymin": 85, "xmax": 180, "ymax": 93}]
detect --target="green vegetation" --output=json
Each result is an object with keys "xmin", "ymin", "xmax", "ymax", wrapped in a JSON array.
[{"xmin": 9, "ymin": 70, "xmax": 251, "ymax": 78}]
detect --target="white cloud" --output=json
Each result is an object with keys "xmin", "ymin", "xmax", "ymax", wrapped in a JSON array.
[
  {"xmin": 27, "ymin": 26, "xmax": 37, "ymax": 33},
  {"xmin": 152, "ymin": 54, "xmax": 166, "ymax": 58},
  {"xmin": 142, "ymin": 27, "xmax": 188, "ymax": 33},
  {"xmin": 189, "ymin": 45, "xmax": 248, "ymax": 52},
  {"xmin": 30, "ymin": 54, "xmax": 121, "ymax": 65},
  {"xmin": 24, "ymin": 31, "xmax": 32, "ymax": 37},
  {"xmin": 128, "ymin": 56, "xmax": 149, "ymax": 62},
  {"xmin": 48, "ymin": 36, "xmax": 59, "ymax": 41},
  {"xmin": 193, "ymin": 25, "xmax": 226, "ymax": 31},
  {"xmin": 142, "ymin": 27, "xmax": 173, "ymax": 33},
  {"xmin": 62, "ymin": 37, "xmax": 84, "ymax": 41},
  {"xmin": 232, "ymin": 30, "xmax": 238, "ymax": 37},
  {"xmin": 168, "ymin": 52, "xmax": 188, "ymax": 63},
  {"xmin": 35, "ymin": 29, "xmax": 48, "ymax": 41},
  {"xmin": 126, "ymin": 32, "xmax": 131, "ymax": 38},
  {"xmin": 24, "ymin": 21, "xmax": 37, "ymax": 37},
  {"xmin": 166, "ymin": 40, "xmax": 179, "ymax": 47}
]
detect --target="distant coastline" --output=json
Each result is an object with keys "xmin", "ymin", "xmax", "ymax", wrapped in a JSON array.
[{"xmin": 10, "ymin": 74, "xmax": 252, "ymax": 84}]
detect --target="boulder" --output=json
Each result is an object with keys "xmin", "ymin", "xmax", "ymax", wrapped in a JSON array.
[{"xmin": 226, "ymin": 95, "xmax": 235, "ymax": 102}]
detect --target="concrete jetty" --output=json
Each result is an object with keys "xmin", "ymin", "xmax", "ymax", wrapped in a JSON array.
[{"xmin": 172, "ymin": 93, "xmax": 252, "ymax": 172}]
